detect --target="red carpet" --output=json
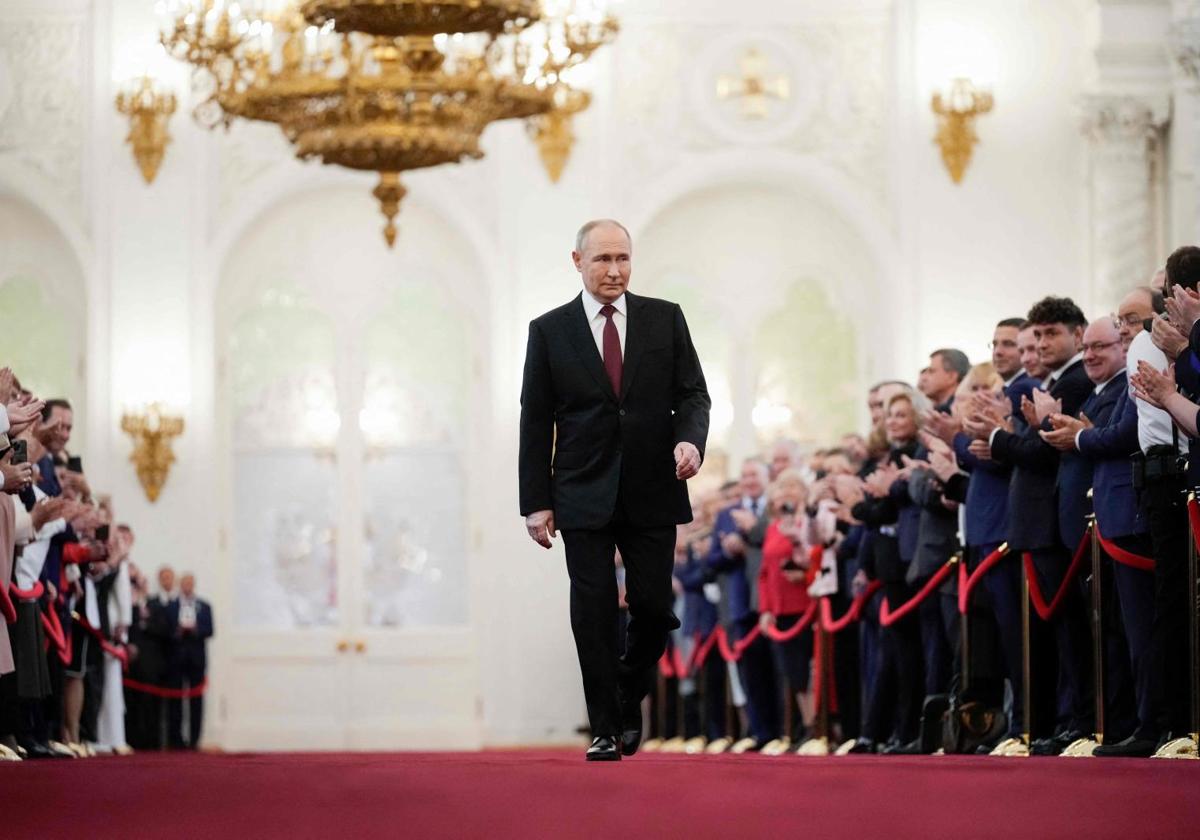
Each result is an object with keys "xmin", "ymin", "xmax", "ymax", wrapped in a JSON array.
[{"xmin": 3, "ymin": 749, "xmax": 1199, "ymax": 838}]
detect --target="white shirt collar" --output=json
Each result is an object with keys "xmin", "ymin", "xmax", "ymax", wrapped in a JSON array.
[
  {"xmin": 581, "ymin": 290, "xmax": 627, "ymax": 322},
  {"xmin": 1047, "ymin": 352, "xmax": 1084, "ymax": 384},
  {"xmin": 1003, "ymin": 370, "xmax": 1023, "ymax": 388},
  {"xmin": 1094, "ymin": 373, "xmax": 1120, "ymax": 394}
]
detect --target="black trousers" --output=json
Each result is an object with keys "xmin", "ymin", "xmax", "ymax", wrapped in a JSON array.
[
  {"xmin": 562, "ymin": 519, "xmax": 678, "ymax": 738},
  {"xmin": 1142, "ymin": 478, "xmax": 1190, "ymax": 738},
  {"xmin": 1029, "ymin": 546, "xmax": 1093, "ymax": 734},
  {"xmin": 1110, "ymin": 534, "xmax": 1156, "ymax": 740},
  {"xmin": 864, "ymin": 581, "xmax": 923, "ymax": 744},
  {"xmin": 168, "ymin": 666, "xmax": 206, "ymax": 748}
]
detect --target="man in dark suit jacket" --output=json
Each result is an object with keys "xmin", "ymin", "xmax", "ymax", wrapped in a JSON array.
[
  {"xmin": 972, "ymin": 297, "xmax": 1094, "ymax": 751},
  {"xmin": 166, "ymin": 573, "xmax": 213, "ymax": 749},
  {"xmin": 519, "ymin": 219, "xmax": 711, "ymax": 761}
]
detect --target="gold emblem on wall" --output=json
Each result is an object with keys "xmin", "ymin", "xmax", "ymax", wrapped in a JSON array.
[
  {"xmin": 716, "ymin": 46, "xmax": 790, "ymax": 120},
  {"xmin": 931, "ymin": 77, "xmax": 993, "ymax": 184},
  {"xmin": 121, "ymin": 403, "xmax": 185, "ymax": 502},
  {"xmin": 114, "ymin": 76, "xmax": 178, "ymax": 184}
]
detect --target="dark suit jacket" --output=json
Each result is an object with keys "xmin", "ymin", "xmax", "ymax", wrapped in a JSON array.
[
  {"xmin": 991, "ymin": 358, "xmax": 1092, "ymax": 551},
  {"xmin": 167, "ymin": 598, "xmax": 214, "ymax": 676},
  {"xmin": 705, "ymin": 502, "xmax": 762, "ymax": 625},
  {"xmin": 519, "ymin": 291, "xmax": 711, "ymax": 530},
  {"xmin": 1078, "ymin": 384, "xmax": 1144, "ymax": 539},
  {"xmin": 1057, "ymin": 373, "xmax": 1124, "ymax": 550}
]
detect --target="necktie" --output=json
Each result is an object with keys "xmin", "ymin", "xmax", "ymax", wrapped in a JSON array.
[{"xmin": 600, "ymin": 304, "xmax": 622, "ymax": 396}]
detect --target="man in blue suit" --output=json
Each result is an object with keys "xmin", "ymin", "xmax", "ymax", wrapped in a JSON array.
[
  {"xmin": 970, "ymin": 297, "xmax": 1094, "ymax": 752},
  {"xmin": 166, "ymin": 573, "xmax": 214, "ymax": 749},
  {"xmin": 706, "ymin": 459, "xmax": 777, "ymax": 748}
]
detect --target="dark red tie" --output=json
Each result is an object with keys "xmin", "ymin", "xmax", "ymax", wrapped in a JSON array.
[{"xmin": 600, "ymin": 304, "xmax": 622, "ymax": 396}]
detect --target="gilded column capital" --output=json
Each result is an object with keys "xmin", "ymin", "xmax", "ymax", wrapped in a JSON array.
[{"xmin": 1079, "ymin": 93, "xmax": 1170, "ymax": 148}]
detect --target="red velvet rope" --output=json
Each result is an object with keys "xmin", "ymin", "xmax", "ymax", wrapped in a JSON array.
[
  {"xmin": 0, "ymin": 583, "xmax": 16, "ymax": 625},
  {"xmin": 760, "ymin": 601, "xmax": 818, "ymax": 643},
  {"xmin": 1094, "ymin": 526, "xmax": 1155, "ymax": 572},
  {"xmin": 957, "ymin": 544, "xmax": 1010, "ymax": 615},
  {"xmin": 40, "ymin": 606, "xmax": 71, "ymax": 664},
  {"xmin": 715, "ymin": 624, "xmax": 766, "ymax": 663},
  {"xmin": 1023, "ymin": 530, "xmax": 1091, "ymax": 622},
  {"xmin": 820, "ymin": 581, "xmax": 883, "ymax": 634},
  {"xmin": 878, "ymin": 559, "xmax": 957, "ymax": 627},
  {"xmin": 122, "ymin": 678, "xmax": 207, "ymax": 699},
  {"xmin": 11, "ymin": 580, "xmax": 44, "ymax": 601},
  {"xmin": 71, "ymin": 612, "xmax": 130, "ymax": 670},
  {"xmin": 688, "ymin": 628, "xmax": 721, "ymax": 674},
  {"xmin": 1188, "ymin": 498, "xmax": 1200, "ymax": 556}
]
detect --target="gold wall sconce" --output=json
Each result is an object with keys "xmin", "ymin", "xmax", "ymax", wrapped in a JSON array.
[
  {"xmin": 120, "ymin": 403, "xmax": 185, "ymax": 503},
  {"xmin": 931, "ymin": 77, "xmax": 994, "ymax": 183},
  {"xmin": 114, "ymin": 75, "xmax": 177, "ymax": 184}
]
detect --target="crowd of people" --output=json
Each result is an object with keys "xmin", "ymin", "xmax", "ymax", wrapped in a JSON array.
[
  {"xmin": 651, "ymin": 245, "xmax": 1200, "ymax": 758},
  {"xmin": 0, "ymin": 374, "xmax": 214, "ymax": 762}
]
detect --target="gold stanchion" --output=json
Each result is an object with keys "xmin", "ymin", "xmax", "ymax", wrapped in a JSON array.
[
  {"xmin": 957, "ymin": 552, "xmax": 969, "ymax": 692},
  {"xmin": 1064, "ymin": 517, "xmax": 1103, "ymax": 757},
  {"xmin": 1155, "ymin": 491, "xmax": 1200, "ymax": 759},
  {"xmin": 991, "ymin": 553, "xmax": 1031, "ymax": 756}
]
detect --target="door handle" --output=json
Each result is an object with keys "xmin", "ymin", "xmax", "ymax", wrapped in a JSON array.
[
  {"xmin": 355, "ymin": 640, "xmax": 366, "ymax": 654},
  {"xmin": 337, "ymin": 639, "xmax": 350, "ymax": 653}
]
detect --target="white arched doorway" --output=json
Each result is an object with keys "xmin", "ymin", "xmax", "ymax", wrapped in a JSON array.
[
  {"xmin": 214, "ymin": 186, "xmax": 488, "ymax": 750},
  {"xmin": 632, "ymin": 175, "xmax": 892, "ymax": 477},
  {"xmin": 0, "ymin": 194, "xmax": 88, "ymax": 449}
]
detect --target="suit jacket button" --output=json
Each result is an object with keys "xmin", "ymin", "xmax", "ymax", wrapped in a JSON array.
[{"xmin": 619, "ymin": 409, "xmax": 626, "ymax": 416}]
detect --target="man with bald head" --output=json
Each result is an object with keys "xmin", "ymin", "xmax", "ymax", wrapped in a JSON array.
[{"xmin": 519, "ymin": 219, "xmax": 711, "ymax": 761}]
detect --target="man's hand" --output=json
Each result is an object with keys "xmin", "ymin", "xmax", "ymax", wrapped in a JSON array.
[
  {"xmin": 729, "ymin": 507, "xmax": 758, "ymax": 533},
  {"xmin": 34, "ymin": 415, "xmax": 61, "ymax": 448},
  {"xmin": 674, "ymin": 442, "xmax": 701, "ymax": 480},
  {"xmin": 1038, "ymin": 412, "xmax": 1090, "ymax": 452},
  {"xmin": 0, "ymin": 368, "xmax": 12, "ymax": 400},
  {"xmin": 525, "ymin": 509, "xmax": 556, "ymax": 549},
  {"xmin": 5, "ymin": 394, "xmax": 44, "ymax": 435},
  {"xmin": 1031, "ymin": 389, "xmax": 1062, "ymax": 426},
  {"xmin": 0, "ymin": 450, "xmax": 32, "ymax": 493},
  {"xmin": 62, "ymin": 470, "xmax": 91, "ymax": 501},
  {"xmin": 922, "ymin": 410, "xmax": 961, "ymax": 445},
  {"xmin": 929, "ymin": 448, "xmax": 960, "ymax": 483},
  {"xmin": 758, "ymin": 611, "xmax": 775, "ymax": 632},
  {"xmin": 1131, "ymin": 360, "xmax": 1177, "ymax": 409},
  {"xmin": 1152, "ymin": 316, "xmax": 1189, "ymax": 361},
  {"xmin": 31, "ymin": 496, "xmax": 68, "ymax": 531},
  {"xmin": 1166, "ymin": 286, "xmax": 1200, "ymax": 335},
  {"xmin": 967, "ymin": 439, "xmax": 993, "ymax": 461},
  {"xmin": 720, "ymin": 531, "xmax": 746, "ymax": 558}
]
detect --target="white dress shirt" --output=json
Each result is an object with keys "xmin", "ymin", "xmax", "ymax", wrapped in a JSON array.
[
  {"xmin": 0, "ymin": 405, "xmax": 8, "ymax": 435},
  {"xmin": 1127, "ymin": 330, "xmax": 1187, "ymax": 454},
  {"xmin": 581, "ymin": 290, "xmax": 627, "ymax": 361}
]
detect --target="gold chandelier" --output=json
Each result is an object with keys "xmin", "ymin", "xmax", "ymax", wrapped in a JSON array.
[{"xmin": 157, "ymin": 0, "xmax": 618, "ymax": 245}]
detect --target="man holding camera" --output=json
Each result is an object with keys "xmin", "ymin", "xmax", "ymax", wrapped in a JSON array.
[{"xmin": 519, "ymin": 219, "xmax": 710, "ymax": 761}]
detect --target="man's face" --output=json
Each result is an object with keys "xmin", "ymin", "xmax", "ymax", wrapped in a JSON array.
[
  {"xmin": 991, "ymin": 326, "xmax": 1021, "ymax": 378},
  {"xmin": 769, "ymin": 444, "xmax": 793, "ymax": 480},
  {"xmin": 867, "ymin": 388, "xmax": 885, "ymax": 427},
  {"xmin": 1081, "ymin": 320, "xmax": 1125, "ymax": 385},
  {"xmin": 180, "ymin": 575, "xmax": 195, "ymax": 598},
  {"xmin": 916, "ymin": 367, "xmax": 934, "ymax": 398},
  {"xmin": 1018, "ymin": 327, "xmax": 1045, "ymax": 378},
  {"xmin": 572, "ymin": 223, "xmax": 631, "ymax": 304},
  {"xmin": 923, "ymin": 353, "xmax": 960, "ymax": 401},
  {"xmin": 1116, "ymin": 290, "xmax": 1155, "ymax": 351},
  {"xmin": 158, "ymin": 567, "xmax": 175, "ymax": 593},
  {"xmin": 46, "ymin": 406, "xmax": 72, "ymax": 454},
  {"xmin": 1033, "ymin": 322, "xmax": 1083, "ymax": 371},
  {"xmin": 740, "ymin": 463, "xmax": 765, "ymax": 499}
]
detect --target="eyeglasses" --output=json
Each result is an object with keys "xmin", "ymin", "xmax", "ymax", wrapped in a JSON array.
[
  {"xmin": 1115, "ymin": 312, "xmax": 1146, "ymax": 327},
  {"xmin": 1081, "ymin": 340, "xmax": 1121, "ymax": 354}
]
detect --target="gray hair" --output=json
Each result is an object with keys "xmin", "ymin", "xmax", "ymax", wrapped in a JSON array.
[
  {"xmin": 575, "ymin": 219, "xmax": 632, "ymax": 253},
  {"xmin": 932, "ymin": 348, "xmax": 971, "ymax": 382}
]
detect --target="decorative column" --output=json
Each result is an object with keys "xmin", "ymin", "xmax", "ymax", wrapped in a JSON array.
[
  {"xmin": 1081, "ymin": 94, "xmax": 1169, "ymax": 310},
  {"xmin": 1170, "ymin": 15, "xmax": 1200, "ymax": 245}
]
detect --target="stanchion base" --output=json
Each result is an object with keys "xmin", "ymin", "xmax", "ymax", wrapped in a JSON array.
[
  {"xmin": 833, "ymin": 739, "xmax": 858, "ymax": 756},
  {"xmin": 641, "ymin": 738, "xmax": 664, "ymax": 753},
  {"xmin": 794, "ymin": 737, "xmax": 830, "ymax": 756},
  {"xmin": 1060, "ymin": 738, "xmax": 1099, "ymax": 757},
  {"xmin": 729, "ymin": 737, "xmax": 761, "ymax": 754},
  {"xmin": 658, "ymin": 737, "xmax": 686, "ymax": 753},
  {"xmin": 1153, "ymin": 737, "xmax": 1199, "ymax": 759},
  {"xmin": 989, "ymin": 737, "xmax": 1030, "ymax": 757},
  {"xmin": 760, "ymin": 737, "xmax": 791, "ymax": 756},
  {"xmin": 682, "ymin": 736, "xmax": 708, "ymax": 754},
  {"xmin": 704, "ymin": 737, "xmax": 734, "ymax": 754}
]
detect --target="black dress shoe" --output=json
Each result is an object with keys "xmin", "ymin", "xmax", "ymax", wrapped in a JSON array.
[
  {"xmin": 1031, "ymin": 730, "xmax": 1086, "ymax": 756},
  {"xmin": 845, "ymin": 737, "xmax": 877, "ymax": 754},
  {"xmin": 586, "ymin": 736, "xmax": 621, "ymax": 762},
  {"xmin": 17, "ymin": 741, "xmax": 57, "ymax": 760},
  {"xmin": 1093, "ymin": 735, "xmax": 1158, "ymax": 758},
  {"xmin": 617, "ymin": 688, "xmax": 643, "ymax": 757},
  {"xmin": 881, "ymin": 738, "xmax": 921, "ymax": 755}
]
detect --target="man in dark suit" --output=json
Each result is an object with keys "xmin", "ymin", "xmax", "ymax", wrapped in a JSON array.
[
  {"xmin": 166, "ymin": 573, "xmax": 213, "ymax": 749},
  {"xmin": 971, "ymin": 296, "xmax": 1093, "ymax": 752},
  {"xmin": 519, "ymin": 219, "xmax": 711, "ymax": 761}
]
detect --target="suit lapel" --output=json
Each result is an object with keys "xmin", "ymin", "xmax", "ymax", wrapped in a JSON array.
[
  {"xmin": 564, "ymin": 293, "xmax": 617, "ymax": 402},
  {"xmin": 619, "ymin": 292, "xmax": 648, "ymax": 403}
]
